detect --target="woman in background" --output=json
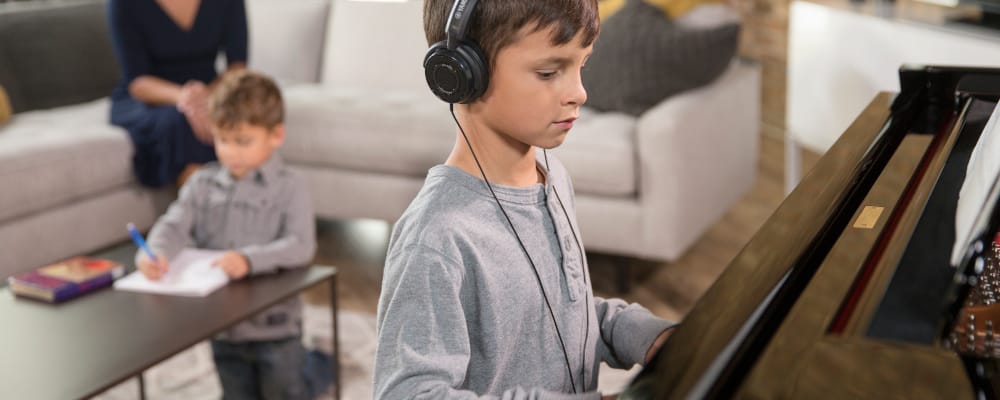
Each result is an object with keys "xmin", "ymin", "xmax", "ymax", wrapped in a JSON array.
[{"xmin": 108, "ymin": 0, "xmax": 247, "ymax": 187}]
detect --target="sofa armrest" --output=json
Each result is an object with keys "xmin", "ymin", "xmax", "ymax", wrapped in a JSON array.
[{"xmin": 634, "ymin": 59, "xmax": 761, "ymax": 260}]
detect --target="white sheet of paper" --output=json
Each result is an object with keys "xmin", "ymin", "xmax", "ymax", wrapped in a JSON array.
[
  {"xmin": 952, "ymin": 101, "xmax": 1000, "ymax": 267},
  {"xmin": 114, "ymin": 248, "xmax": 230, "ymax": 297}
]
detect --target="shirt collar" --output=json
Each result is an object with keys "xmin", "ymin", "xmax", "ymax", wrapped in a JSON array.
[
  {"xmin": 212, "ymin": 154, "xmax": 284, "ymax": 187},
  {"xmin": 212, "ymin": 166, "xmax": 235, "ymax": 187},
  {"xmin": 255, "ymin": 154, "xmax": 284, "ymax": 185}
]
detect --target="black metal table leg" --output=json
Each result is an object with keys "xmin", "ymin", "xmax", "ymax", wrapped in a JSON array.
[
  {"xmin": 330, "ymin": 274, "xmax": 340, "ymax": 400},
  {"xmin": 138, "ymin": 372, "xmax": 146, "ymax": 400}
]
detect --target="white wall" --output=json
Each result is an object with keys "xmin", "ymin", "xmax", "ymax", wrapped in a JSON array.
[{"xmin": 786, "ymin": 0, "xmax": 1000, "ymax": 153}]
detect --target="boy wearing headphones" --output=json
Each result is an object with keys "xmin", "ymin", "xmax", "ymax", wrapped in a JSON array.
[{"xmin": 374, "ymin": 0, "xmax": 675, "ymax": 399}]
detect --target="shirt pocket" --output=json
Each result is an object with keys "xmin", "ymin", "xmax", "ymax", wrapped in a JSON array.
[
  {"xmin": 194, "ymin": 191, "xmax": 233, "ymax": 247},
  {"xmin": 235, "ymin": 196, "xmax": 283, "ymax": 244}
]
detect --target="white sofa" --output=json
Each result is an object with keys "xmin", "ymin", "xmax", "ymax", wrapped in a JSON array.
[
  {"xmin": 0, "ymin": 0, "xmax": 172, "ymax": 280},
  {"xmin": 0, "ymin": 0, "xmax": 760, "ymax": 279},
  {"xmin": 273, "ymin": 0, "xmax": 761, "ymax": 262}
]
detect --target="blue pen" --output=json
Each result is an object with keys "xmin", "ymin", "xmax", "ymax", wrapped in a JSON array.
[{"xmin": 127, "ymin": 223, "xmax": 158, "ymax": 262}]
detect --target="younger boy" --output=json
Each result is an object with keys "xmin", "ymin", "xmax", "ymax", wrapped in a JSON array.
[
  {"xmin": 137, "ymin": 70, "xmax": 320, "ymax": 399},
  {"xmin": 374, "ymin": 1, "xmax": 675, "ymax": 399}
]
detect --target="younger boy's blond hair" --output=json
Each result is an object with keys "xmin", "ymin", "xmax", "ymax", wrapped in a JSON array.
[{"xmin": 209, "ymin": 70, "xmax": 284, "ymax": 130}]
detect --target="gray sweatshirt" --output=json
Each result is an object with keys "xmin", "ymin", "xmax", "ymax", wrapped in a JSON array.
[
  {"xmin": 374, "ymin": 153, "xmax": 675, "ymax": 399},
  {"xmin": 139, "ymin": 155, "xmax": 317, "ymax": 341}
]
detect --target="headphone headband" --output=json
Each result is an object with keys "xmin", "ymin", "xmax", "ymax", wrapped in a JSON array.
[{"xmin": 445, "ymin": 0, "xmax": 478, "ymax": 50}]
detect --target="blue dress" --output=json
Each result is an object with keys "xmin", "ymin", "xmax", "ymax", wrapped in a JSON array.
[{"xmin": 108, "ymin": 0, "xmax": 247, "ymax": 187}]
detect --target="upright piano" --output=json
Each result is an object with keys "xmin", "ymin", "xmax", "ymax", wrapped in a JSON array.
[{"xmin": 623, "ymin": 65, "xmax": 1000, "ymax": 399}]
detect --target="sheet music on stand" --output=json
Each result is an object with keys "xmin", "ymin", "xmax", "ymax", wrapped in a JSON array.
[
  {"xmin": 113, "ymin": 248, "xmax": 229, "ymax": 297},
  {"xmin": 952, "ymin": 101, "xmax": 1000, "ymax": 267}
]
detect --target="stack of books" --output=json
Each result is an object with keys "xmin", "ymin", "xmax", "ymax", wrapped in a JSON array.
[{"xmin": 7, "ymin": 257, "xmax": 124, "ymax": 303}]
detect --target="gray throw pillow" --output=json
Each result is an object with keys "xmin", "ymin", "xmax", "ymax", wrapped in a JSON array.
[
  {"xmin": 582, "ymin": 0, "xmax": 740, "ymax": 116},
  {"xmin": 0, "ymin": 0, "xmax": 120, "ymax": 113}
]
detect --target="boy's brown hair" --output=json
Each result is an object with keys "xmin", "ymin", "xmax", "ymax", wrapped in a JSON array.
[
  {"xmin": 423, "ymin": 0, "xmax": 600, "ymax": 71},
  {"xmin": 209, "ymin": 70, "xmax": 284, "ymax": 131}
]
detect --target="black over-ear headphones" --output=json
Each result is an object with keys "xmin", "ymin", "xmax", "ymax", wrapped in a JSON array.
[{"xmin": 424, "ymin": 0, "xmax": 489, "ymax": 104}]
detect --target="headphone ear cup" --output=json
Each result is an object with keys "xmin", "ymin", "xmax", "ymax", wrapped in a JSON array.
[
  {"xmin": 424, "ymin": 41, "xmax": 469, "ymax": 104},
  {"xmin": 423, "ymin": 40, "xmax": 489, "ymax": 104},
  {"xmin": 455, "ymin": 40, "xmax": 489, "ymax": 103}
]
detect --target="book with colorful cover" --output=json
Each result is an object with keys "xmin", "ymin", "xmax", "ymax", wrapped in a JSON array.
[{"xmin": 7, "ymin": 257, "xmax": 125, "ymax": 303}]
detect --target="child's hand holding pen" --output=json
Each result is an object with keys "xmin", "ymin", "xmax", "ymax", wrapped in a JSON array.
[
  {"xmin": 128, "ymin": 222, "xmax": 168, "ymax": 280},
  {"xmin": 137, "ymin": 252, "xmax": 169, "ymax": 281}
]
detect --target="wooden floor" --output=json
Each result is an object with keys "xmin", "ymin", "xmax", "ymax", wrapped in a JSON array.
[{"xmin": 303, "ymin": 135, "xmax": 822, "ymax": 323}]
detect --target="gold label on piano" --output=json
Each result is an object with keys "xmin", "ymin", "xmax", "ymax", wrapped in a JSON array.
[{"xmin": 854, "ymin": 206, "xmax": 884, "ymax": 229}]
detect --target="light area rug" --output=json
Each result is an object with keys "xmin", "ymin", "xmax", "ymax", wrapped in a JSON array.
[{"xmin": 93, "ymin": 305, "xmax": 639, "ymax": 399}]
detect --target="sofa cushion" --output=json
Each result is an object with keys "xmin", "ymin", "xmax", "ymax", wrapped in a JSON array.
[
  {"xmin": 0, "ymin": 0, "xmax": 120, "ymax": 113},
  {"xmin": 281, "ymin": 86, "xmax": 638, "ymax": 198},
  {"xmin": 582, "ymin": 0, "xmax": 740, "ymax": 116},
  {"xmin": 246, "ymin": 0, "xmax": 330, "ymax": 84},
  {"xmin": 321, "ymin": 0, "xmax": 428, "ymax": 94},
  {"xmin": 0, "ymin": 99, "xmax": 135, "ymax": 223},
  {"xmin": 280, "ymin": 86, "xmax": 455, "ymax": 178}
]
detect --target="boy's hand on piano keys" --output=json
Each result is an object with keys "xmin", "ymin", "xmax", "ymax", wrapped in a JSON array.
[{"xmin": 645, "ymin": 326, "xmax": 676, "ymax": 365}]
